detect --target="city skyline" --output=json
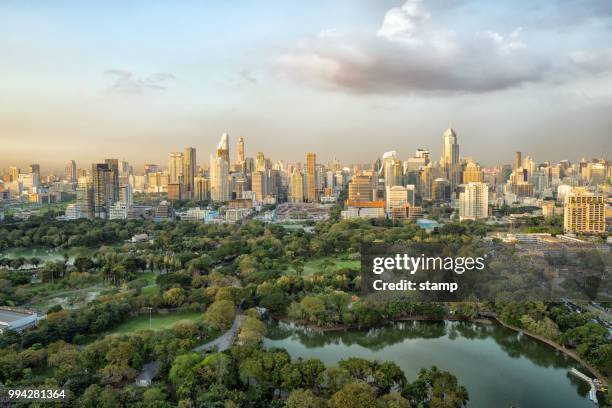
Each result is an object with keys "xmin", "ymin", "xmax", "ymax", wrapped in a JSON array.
[
  {"xmin": 2, "ymin": 0, "xmax": 612, "ymax": 169},
  {"xmin": 1, "ymin": 127, "xmax": 610, "ymax": 175}
]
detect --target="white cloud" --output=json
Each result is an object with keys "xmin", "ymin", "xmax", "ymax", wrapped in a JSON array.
[{"xmin": 277, "ymin": 1, "xmax": 547, "ymax": 94}]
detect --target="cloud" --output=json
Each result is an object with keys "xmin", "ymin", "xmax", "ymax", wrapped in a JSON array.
[
  {"xmin": 239, "ymin": 70, "xmax": 258, "ymax": 84},
  {"xmin": 275, "ymin": 0, "xmax": 600, "ymax": 94},
  {"xmin": 104, "ymin": 70, "xmax": 175, "ymax": 94}
]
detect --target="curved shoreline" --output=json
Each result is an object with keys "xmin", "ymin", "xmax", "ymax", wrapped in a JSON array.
[
  {"xmin": 491, "ymin": 316, "xmax": 608, "ymax": 387},
  {"xmin": 276, "ymin": 316, "xmax": 609, "ymax": 387}
]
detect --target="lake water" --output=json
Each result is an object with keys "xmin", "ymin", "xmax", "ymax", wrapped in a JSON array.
[{"xmin": 264, "ymin": 320, "xmax": 599, "ymax": 408}]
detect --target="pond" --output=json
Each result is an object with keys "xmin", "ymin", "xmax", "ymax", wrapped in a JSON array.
[{"xmin": 264, "ymin": 320, "xmax": 600, "ymax": 408}]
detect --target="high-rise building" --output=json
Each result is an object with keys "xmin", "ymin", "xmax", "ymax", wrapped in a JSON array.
[
  {"xmin": 515, "ymin": 152, "xmax": 522, "ymax": 170},
  {"xmin": 76, "ymin": 177, "xmax": 94, "ymax": 219},
  {"xmin": 167, "ymin": 183, "xmax": 183, "ymax": 201},
  {"xmin": 386, "ymin": 185, "xmax": 410, "ymax": 221},
  {"xmin": 194, "ymin": 176, "xmax": 210, "ymax": 201},
  {"xmin": 210, "ymin": 155, "xmax": 230, "ymax": 202},
  {"xmin": 104, "ymin": 159, "xmax": 119, "ymax": 204},
  {"xmin": 183, "ymin": 147, "xmax": 196, "ymax": 200},
  {"xmin": 459, "ymin": 182, "xmax": 489, "ymax": 221},
  {"xmin": 251, "ymin": 171, "xmax": 266, "ymax": 203},
  {"xmin": 289, "ymin": 168, "xmax": 304, "ymax": 203},
  {"xmin": 29, "ymin": 164, "xmax": 40, "ymax": 176},
  {"xmin": 8, "ymin": 167, "xmax": 20, "ymax": 182},
  {"xmin": 306, "ymin": 152, "xmax": 317, "ymax": 202},
  {"xmin": 217, "ymin": 133, "xmax": 230, "ymax": 164},
  {"xmin": 382, "ymin": 151, "xmax": 402, "ymax": 188},
  {"xmin": 441, "ymin": 128, "xmax": 460, "ymax": 190},
  {"xmin": 255, "ymin": 152, "xmax": 266, "ymax": 172},
  {"xmin": 168, "ymin": 152, "xmax": 184, "ymax": 185},
  {"xmin": 348, "ymin": 175, "xmax": 374, "ymax": 202},
  {"xmin": 237, "ymin": 137, "xmax": 245, "ymax": 163},
  {"xmin": 563, "ymin": 188, "xmax": 605, "ymax": 234},
  {"xmin": 118, "ymin": 184, "xmax": 133, "ymax": 206},
  {"xmin": 65, "ymin": 160, "xmax": 77, "ymax": 183},
  {"xmin": 432, "ymin": 178, "xmax": 450, "ymax": 202},
  {"xmin": 462, "ymin": 161, "xmax": 484, "ymax": 183},
  {"xmin": 92, "ymin": 163, "xmax": 112, "ymax": 218}
]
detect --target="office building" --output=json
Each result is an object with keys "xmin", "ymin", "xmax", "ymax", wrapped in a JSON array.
[
  {"xmin": 210, "ymin": 155, "xmax": 230, "ymax": 202},
  {"xmin": 251, "ymin": 171, "xmax": 266, "ymax": 203},
  {"xmin": 289, "ymin": 168, "xmax": 304, "ymax": 203},
  {"xmin": 348, "ymin": 175, "xmax": 373, "ymax": 202},
  {"xmin": 441, "ymin": 128, "xmax": 460, "ymax": 190},
  {"xmin": 76, "ymin": 177, "xmax": 94, "ymax": 219},
  {"xmin": 462, "ymin": 161, "xmax": 484, "ymax": 183},
  {"xmin": 104, "ymin": 159, "xmax": 119, "ymax": 204},
  {"xmin": 194, "ymin": 176, "xmax": 210, "ymax": 201},
  {"xmin": 168, "ymin": 183, "xmax": 182, "ymax": 201},
  {"xmin": 92, "ymin": 163, "xmax": 112, "ymax": 218},
  {"xmin": 168, "ymin": 152, "xmax": 184, "ymax": 185},
  {"xmin": 306, "ymin": 152, "xmax": 317, "ymax": 202},
  {"xmin": 183, "ymin": 147, "xmax": 196, "ymax": 200},
  {"xmin": 65, "ymin": 160, "xmax": 77, "ymax": 183}
]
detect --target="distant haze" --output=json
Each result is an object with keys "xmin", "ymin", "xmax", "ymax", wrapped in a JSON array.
[{"xmin": 1, "ymin": 0, "xmax": 611, "ymax": 172}]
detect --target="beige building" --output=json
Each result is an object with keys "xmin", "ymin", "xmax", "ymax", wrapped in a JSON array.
[
  {"xmin": 459, "ymin": 182, "xmax": 489, "ymax": 221},
  {"xmin": 289, "ymin": 168, "xmax": 304, "ymax": 203},
  {"xmin": 306, "ymin": 152, "xmax": 317, "ymax": 202},
  {"xmin": 462, "ymin": 161, "xmax": 484, "ymax": 183},
  {"xmin": 564, "ymin": 188, "xmax": 605, "ymax": 234}
]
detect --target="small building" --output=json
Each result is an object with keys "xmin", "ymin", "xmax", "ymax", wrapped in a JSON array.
[{"xmin": 0, "ymin": 307, "xmax": 39, "ymax": 333}]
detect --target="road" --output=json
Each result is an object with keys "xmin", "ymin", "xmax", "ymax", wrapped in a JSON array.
[{"xmin": 193, "ymin": 314, "xmax": 245, "ymax": 353}]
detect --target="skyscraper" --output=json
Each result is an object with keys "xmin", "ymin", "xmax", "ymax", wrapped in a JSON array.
[
  {"xmin": 65, "ymin": 160, "xmax": 77, "ymax": 183},
  {"xmin": 348, "ymin": 175, "xmax": 373, "ymax": 202},
  {"xmin": 515, "ymin": 152, "xmax": 522, "ymax": 170},
  {"xmin": 382, "ymin": 151, "xmax": 402, "ymax": 188},
  {"xmin": 459, "ymin": 182, "xmax": 489, "ymax": 221},
  {"xmin": 237, "ymin": 137, "xmax": 245, "ymax": 163},
  {"xmin": 462, "ymin": 161, "xmax": 484, "ymax": 183},
  {"xmin": 217, "ymin": 133, "xmax": 230, "ymax": 164},
  {"xmin": 104, "ymin": 159, "xmax": 119, "ymax": 204},
  {"xmin": 76, "ymin": 177, "xmax": 94, "ymax": 219},
  {"xmin": 306, "ymin": 152, "xmax": 317, "ymax": 202},
  {"xmin": 251, "ymin": 171, "xmax": 266, "ymax": 203},
  {"xmin": 441, "ymin": 128, "xmax": 459, "ymax": 190},
  {"xmin": 92, "ymin": 163, "xmax": 111, "ymax": 218},
  {"xmin": 183, "ymin": 147, "xmax": 196, "ymax": 200},
  {"xmin": 168, "ymin": 152, "xmax": 184, "ymax": 185},
  {"xmin": 289, "ymin": 168, "xmax": 304, "ymax": 203},
  {"xmin": 210, "ymin": 154, "xmax": 230, "ymax": 202}
]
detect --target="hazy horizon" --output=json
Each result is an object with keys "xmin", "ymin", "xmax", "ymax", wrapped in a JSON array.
[{"xmin": 2, "ymin": 0, "xmax": 611, "ymax": 172}]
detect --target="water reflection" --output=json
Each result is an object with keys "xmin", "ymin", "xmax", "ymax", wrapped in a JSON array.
[{"xmin": 265, "ymin": 320, "xmax": 595, "ymax": 407}]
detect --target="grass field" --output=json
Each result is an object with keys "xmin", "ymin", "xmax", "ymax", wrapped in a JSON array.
[
  {"xmin": 285, "ymin": 257, "xmax": 360, "ymax": 276},
  {"xmin": 110, "ymin": 311, "xmax": 203, "ymax": 334}
]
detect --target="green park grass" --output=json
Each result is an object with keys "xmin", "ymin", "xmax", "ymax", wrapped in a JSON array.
[
  {"xmin": 110, "ymin": 311, "xmax": 203, "ymax": 334},
  {"xmin": 285, "ymin": 257, "xmax": 360, "ymax": 276}
]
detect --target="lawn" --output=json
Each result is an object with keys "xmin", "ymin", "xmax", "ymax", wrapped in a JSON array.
[
  {"xmin": 285, "ymin": 256, "xmax": 360, "ymax": 276},
  {"xmin": 110, "ymin": 311, "xmax": 203, "ymax": 334}
]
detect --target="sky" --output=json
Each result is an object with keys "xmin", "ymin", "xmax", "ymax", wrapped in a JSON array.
[{"xmin": 1, "ymin": 0, "xmax": 611, "ymax": 172}]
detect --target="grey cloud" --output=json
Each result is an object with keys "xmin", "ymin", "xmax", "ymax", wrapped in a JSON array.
[
  {"xmin": 239, "ymin": 70, "xmax": 258, "ymax": 84},
  {"xmin": 276, "ymin": 0, "xmax": 611, "ymax": 95},
  {"xmin": 104, "ymin": 70, "xmax": 175, "ymax": 94}
]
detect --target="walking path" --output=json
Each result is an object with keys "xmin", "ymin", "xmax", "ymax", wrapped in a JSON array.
[{"xmin": 193, "ymin": 314, "xmax": 245, "ymax": 353}]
